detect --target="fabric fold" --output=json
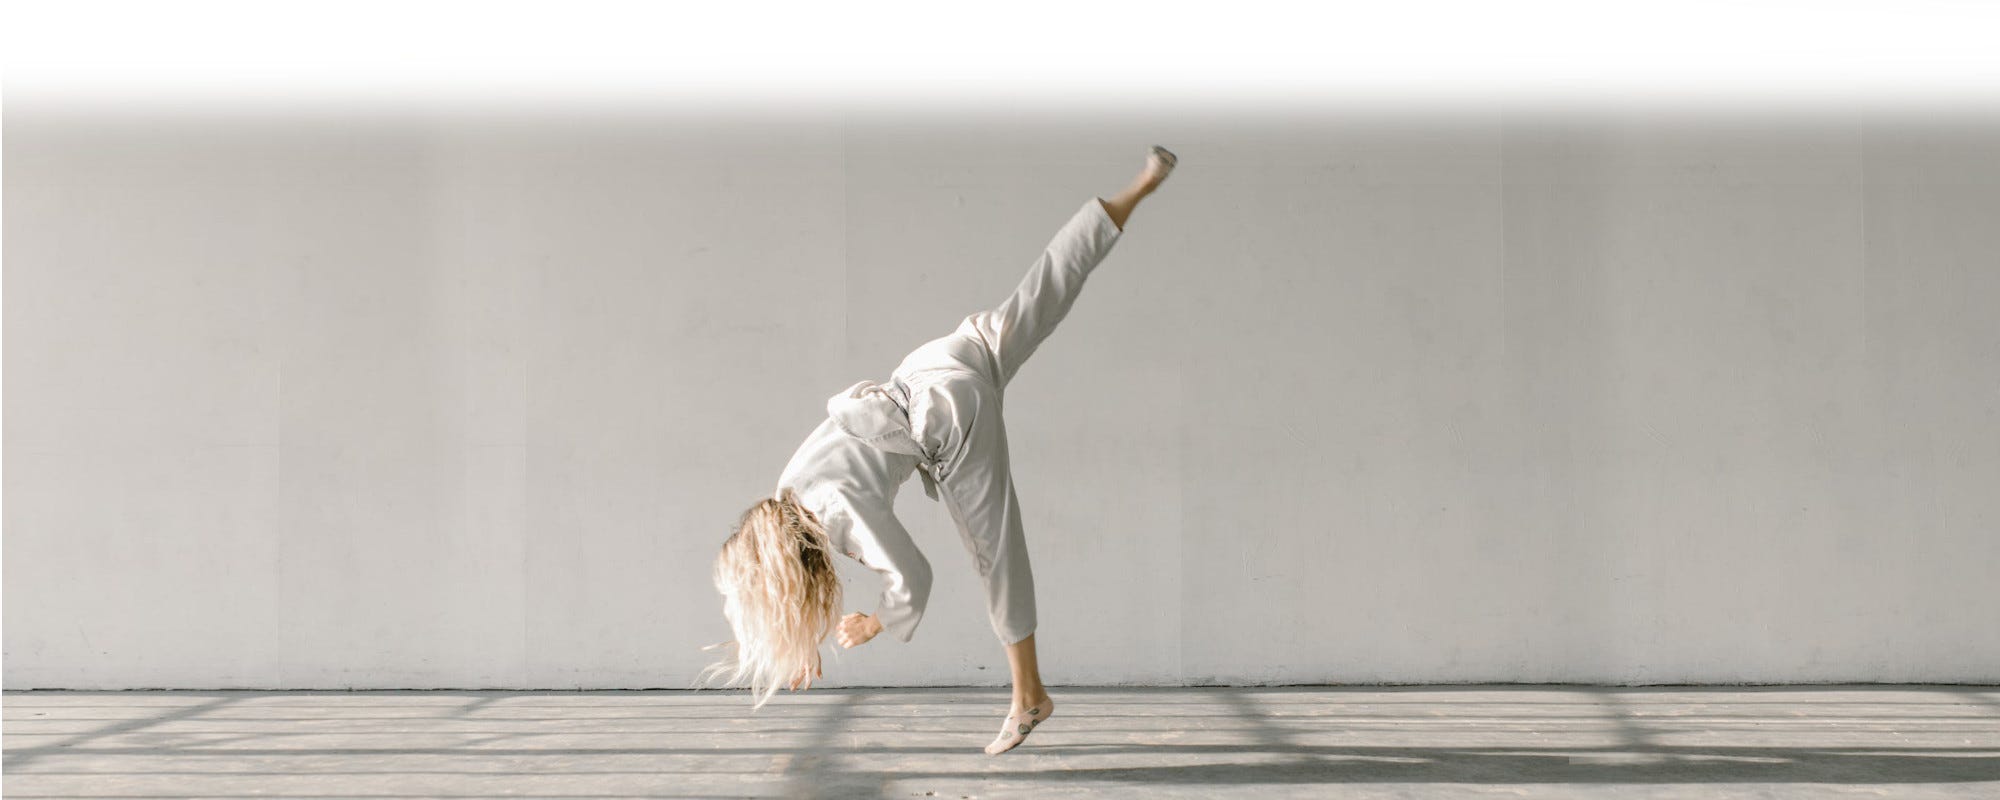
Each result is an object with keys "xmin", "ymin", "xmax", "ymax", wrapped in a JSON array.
[{"xmin": 826, "ymin": 380, "xmax": 942, "ymax": 500}]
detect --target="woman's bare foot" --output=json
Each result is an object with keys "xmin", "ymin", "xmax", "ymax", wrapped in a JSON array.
[
  {"xmin": 984, "ymin": 693, "xmax": 1056, "ymax": 755},
  {"xmin": 1139, "ymin": 145, "xmax": 1177, "ymax": 190},
  {"xmin": 1098, "ymin": 145, "xmax": 1178, "ymax": 230}
]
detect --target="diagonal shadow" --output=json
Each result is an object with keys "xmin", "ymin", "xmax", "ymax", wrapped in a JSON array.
[
  {"xmin": 13, "ymin": 742, "xmax": 1989, "ymax": 785},
  {"xmin": 1593, "ymin": 687, "xmax": 1659, "ymax": 763},
  {"xmin": 1950, "ymin": 686, "xmax": 2000, "ymax": 716},
  {"xmin": 780, "ymin": 689, "xmax": 882, "ymax": 799},
  {"xmin": 449, "ymin": 692, "xmax": 528, "ymax": 747},
  {"xmin": 6, "ymin": 687, "xmax": 1996, "ymax": 789},
  {"xmin": 873, "ymin": 744, "xmax": 2000, "ymax": 786},
  {"xmin": 1215, "ymin": 686, "xmax": 1326, "ymax": 776},
  {"xmin": 3, "ymin": 694, "xmax": 241, "ymax": 770}
]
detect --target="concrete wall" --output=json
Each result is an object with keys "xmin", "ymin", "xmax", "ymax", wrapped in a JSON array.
[{"xmin": 6, "ymin": 106, "xmax": 1997, "ymax": 689}]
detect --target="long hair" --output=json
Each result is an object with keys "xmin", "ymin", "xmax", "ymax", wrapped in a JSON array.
[{"xmin": 696, "ymin": 487, "xmax": 843, "ymax": 709}]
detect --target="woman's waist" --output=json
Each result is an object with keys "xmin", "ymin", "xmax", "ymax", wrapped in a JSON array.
[
  {"xmin": 889, "ymin": 364, "xmax": 977, "ymax": 389},
  {"xmin": 891, "ymin": 330, "xmax": 998, "ymax": 385}
]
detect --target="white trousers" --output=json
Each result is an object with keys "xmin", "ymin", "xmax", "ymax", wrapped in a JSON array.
[{"xmin": 885, "ymin": 197, "xmax": 1125, "ymax": 644}]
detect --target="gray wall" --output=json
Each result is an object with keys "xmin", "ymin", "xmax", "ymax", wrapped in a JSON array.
[{"xmin": 6, "ymin": 106, "xmax": 1997, "ymax": 689}]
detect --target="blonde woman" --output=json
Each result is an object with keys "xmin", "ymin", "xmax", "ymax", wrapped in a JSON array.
[{"xmin": 704, "ymin": 146, "xmax": 1177, "ymax": 755}]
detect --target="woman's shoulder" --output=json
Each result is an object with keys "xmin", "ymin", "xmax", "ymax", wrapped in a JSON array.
[{"xmin": 775, "ymin": 479, "xmax": 836, "ymax": 512}]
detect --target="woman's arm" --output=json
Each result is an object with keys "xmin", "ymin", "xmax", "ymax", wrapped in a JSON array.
[{"xmin": 834, "ymin": 492, "xmax": 933, "ymax": 643}]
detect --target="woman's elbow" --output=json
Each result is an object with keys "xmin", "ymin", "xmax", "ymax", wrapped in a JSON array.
[{"xmin": 903, "ymin": 558, "xmax": 934, "ymax": 604}]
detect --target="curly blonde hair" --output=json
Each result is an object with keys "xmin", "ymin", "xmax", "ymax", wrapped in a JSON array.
[{"xmin": 697, "ymin": 487, "xmax": 843, "ymax": 708}]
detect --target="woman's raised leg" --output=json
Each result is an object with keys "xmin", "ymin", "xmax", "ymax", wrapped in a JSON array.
[{"xmin": 962, "ymin": 146, "xmax": 1178, "ymax": 389}]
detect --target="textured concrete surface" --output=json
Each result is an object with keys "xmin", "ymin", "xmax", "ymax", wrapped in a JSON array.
[
  {"xmin": 9, "ymin": 109, "xmax": 2000, "ymax": 691},
  {"xmin": 5, "ymin": 686, "xmax": 1998, "ymax": 798}
]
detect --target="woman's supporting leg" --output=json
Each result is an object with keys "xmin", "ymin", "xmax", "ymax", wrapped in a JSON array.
[
  {"xmin": 986, "ymin": 633, "xmax": 1056, "ymax": 756},
  {"xmin": 929, "ymin": 384, "xmax": 1054, "ymax": 754},
  {"xmin": 968, "ymin": 147, "xmax": 1174, "ymax": 755}
]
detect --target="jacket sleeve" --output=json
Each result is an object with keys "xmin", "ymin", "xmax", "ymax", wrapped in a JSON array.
[{"xmin": 832, "ymin": 492, "xmax": 933, "ymax": 643}]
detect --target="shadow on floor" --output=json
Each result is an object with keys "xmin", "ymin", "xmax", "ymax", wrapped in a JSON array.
[{"xmin": 5, "ymin": 685, "xmax": 1996, "ymax": 798}]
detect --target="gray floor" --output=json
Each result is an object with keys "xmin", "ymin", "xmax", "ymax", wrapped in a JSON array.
[{"xmin": 5, "ymin": 686, "xmax": 1999, "ymax": 798}]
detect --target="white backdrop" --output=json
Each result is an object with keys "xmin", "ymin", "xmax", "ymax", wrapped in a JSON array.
[{"xmin": 6, "ymin": 106, "xmax": 1997, "ymax": 689}]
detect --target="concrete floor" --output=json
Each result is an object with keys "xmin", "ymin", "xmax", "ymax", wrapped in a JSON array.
[{"xmin": 5, "ymin": 686, "xmax": 1998, "ymax": 799}]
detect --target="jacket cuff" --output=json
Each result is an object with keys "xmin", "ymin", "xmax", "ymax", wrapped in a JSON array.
[
  {"xmin": 1086, "ymin": 196, "xmax": 1125, "ymax": 237},
  {"xmin": 874, "ymin": 600, "xmax": 923, "ymax": 643}
]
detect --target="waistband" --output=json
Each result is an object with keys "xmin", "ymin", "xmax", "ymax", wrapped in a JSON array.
[
  {"xmin": 825, "ymin": 378, "xmax": 943, "ymax": 502},
  {"xmin": 884, "ymin": 381, "xmax": 945, "ymax": 501}
]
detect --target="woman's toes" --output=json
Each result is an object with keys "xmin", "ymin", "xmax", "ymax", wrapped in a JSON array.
[
  {"xmin": 1143, "ymin": 146, "xmax": 1177, "ymax": 185},
  {"xmin": 983, "ymin": 699, "xmax": 1054, "ymax": 755},
  {"xmin": 984, "ymin": 726, "xmax": 1023, "ymax": 756}
]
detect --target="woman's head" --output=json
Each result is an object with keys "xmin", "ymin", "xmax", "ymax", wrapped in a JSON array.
[{"xmin": 697, "ymin": 487, "xmax": 842, "ymax": 708}]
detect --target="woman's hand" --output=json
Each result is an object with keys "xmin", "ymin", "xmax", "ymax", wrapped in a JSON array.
[
  {"xmin": 787, "ymin": 654, "xmax": 821, "ymax": 690},
  {"xmin": 836, "ymin": 612, "xmax": 884, "ymax": 649}
]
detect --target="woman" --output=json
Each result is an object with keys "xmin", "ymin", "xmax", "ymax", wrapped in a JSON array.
[{"xmin": 702, "ymin": 146, "xmax": 1177, "ymax": 755}]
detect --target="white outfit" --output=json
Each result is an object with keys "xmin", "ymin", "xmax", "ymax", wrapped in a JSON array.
[{"xmin": 775, "ymin": 197, "xmax": 1124, "ymax": 645}]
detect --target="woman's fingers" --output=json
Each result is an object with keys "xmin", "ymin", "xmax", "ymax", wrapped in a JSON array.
[{"xmin": 788, "ymin": 659, "xmax": 820, "ymax": 690}]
